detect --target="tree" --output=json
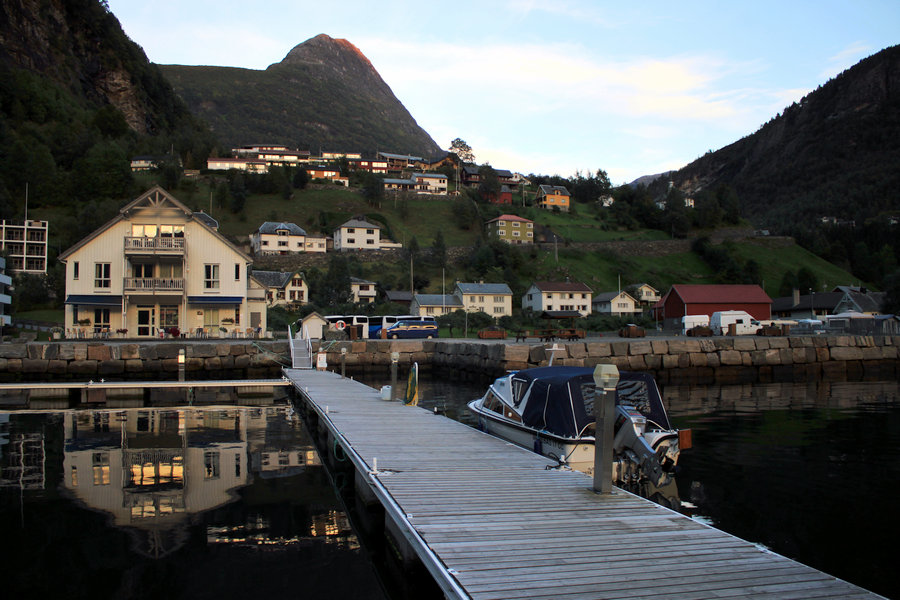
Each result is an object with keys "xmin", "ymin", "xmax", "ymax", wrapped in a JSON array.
[
  {"xmin": 448, "ymin": 138, "xmax": 475, "ymax": 164},
  {"xmin": 477, "ymin": 164, "xmax": 500, "ymax": 202},
  {"xmin": 293, "ymin": 168, "xmax": 309, "ymax": 189},
  {"xmin": 431, "ymin": 230, "xmax": 447, "ymax": 268}
]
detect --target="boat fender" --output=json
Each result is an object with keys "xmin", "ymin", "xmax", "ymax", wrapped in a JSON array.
[{"xmin": 533, "ymin": 437, "xmax": 543, "ymax": 454}]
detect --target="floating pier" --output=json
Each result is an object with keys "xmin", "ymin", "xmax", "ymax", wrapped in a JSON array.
[{"xmin": 284, "ymin": 368, "xmax": 882, "ymax": 600}]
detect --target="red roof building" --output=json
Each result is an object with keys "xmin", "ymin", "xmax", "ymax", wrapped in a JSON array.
[{"xmin": 654, "ymin": 284, "xmax": 772, "ymax": 324}]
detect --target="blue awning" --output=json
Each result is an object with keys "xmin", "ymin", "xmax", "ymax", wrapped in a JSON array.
[
  {"xmin": 187, "ymin": 296, "xmax": 243, "ymax": 304},
  {"xmin": 65, "ymin": 295, "xmax": 122, "ymax": 306}
]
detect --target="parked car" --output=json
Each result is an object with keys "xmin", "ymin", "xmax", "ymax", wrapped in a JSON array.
[{"xmin": 383, "ymin": 320, "xmax": 439, "ymax": 339}]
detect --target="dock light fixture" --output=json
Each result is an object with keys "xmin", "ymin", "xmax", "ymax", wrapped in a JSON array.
[{"xmin": 592, "ymin": 363, "xmax": 620, "ymax": 494}]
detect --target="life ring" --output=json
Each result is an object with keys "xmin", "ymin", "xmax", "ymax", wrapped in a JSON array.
[{"xmin": 335, "ymin": 320, "xmax": 346, "ymax": 331}]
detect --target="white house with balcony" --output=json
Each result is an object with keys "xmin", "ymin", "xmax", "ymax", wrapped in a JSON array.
[
  {"xmin": 592, "ymin": 290, "xmax": 640, "ymax": 315},
  {"xmin": 58, "ymin": 186, "xmax": 267, "ymax": 337},
  {"xmin": 350, "ymin": 277, "xmax": 377, "ymax": 303}
]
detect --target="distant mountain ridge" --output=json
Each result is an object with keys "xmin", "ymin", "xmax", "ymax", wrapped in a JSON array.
[
  {"xmin": 665, "ymin": 45, "xmax": 900, "ymax": 229},
  {"xmin": 160, "ymin": 34, "xmax": 442, "ymax": 158}
]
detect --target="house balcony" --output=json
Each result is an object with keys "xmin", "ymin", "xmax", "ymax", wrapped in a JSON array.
[
  {"xmin": 124, "ymin": 278, "xmax": 185, "ymax": 293},
  {"xmin": 124, "ymin": 237, "xmax": 185, "ymax": 254}
]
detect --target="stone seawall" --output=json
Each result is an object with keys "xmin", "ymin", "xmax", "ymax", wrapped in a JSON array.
[
  {"xmin": 319, "ymin": 335, "xmax": 900, "ymax": 384},
  {"xmin": 0, "ymin": 335, "xmax": 897, "ymax": 384},
  {"xmin": 0, "ymin": 341, "xmax": 291, "ymax": 381}
]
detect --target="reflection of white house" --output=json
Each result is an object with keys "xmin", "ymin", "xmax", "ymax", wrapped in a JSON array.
[
  {"xmin": 592, "ymin": 290, "xmax": 640, "ymax": 315},
  {"xmin": 58, "ymin": 186, "xmax": 267, "ymax": 337},
  {"xmin": 250, "ymin": 270, "xmax": 308, "ymax": 307},
  {"xmin": 454, "ymin": 282, "xmax": 514, "ymax": 317},
  {"xmin": 0, "ymin": 257, "xmax": 11, "ymax": 326},
  {"xmin": 522, "ymin": 281, "xmax": 593, "ymax": 316},
  {"xmin": 350, "ymin": 277, "xmax": 377, "ymax": 303},
  {"xmin": 250, "ymin": 221, "xmax": 308, "ymax": 255}
]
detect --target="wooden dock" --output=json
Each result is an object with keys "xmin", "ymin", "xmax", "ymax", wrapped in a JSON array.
[{"xmin": 284, "ymin": 368, "xmax": 884, "ymax": 600}]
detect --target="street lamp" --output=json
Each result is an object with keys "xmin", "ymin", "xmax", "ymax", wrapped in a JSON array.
[{"xmin": 592, "ymin": 364, "xmax": 620, "ymax": 494}]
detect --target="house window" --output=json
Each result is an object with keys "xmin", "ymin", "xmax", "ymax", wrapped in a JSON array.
[
  {"xmin": 73, "ymin": 262, "xmax": 79, "ymax": 280},
  {"xmin": 494, "ymin": 296, "xmax": 503, "ymax": 302},
  {"xmin": 94, "ymin": 309, "xmax": 110, "ymax": 328},
  {"xmin": 367, "ymin": 239, "xmax": 375, "ymax": 245},
  {"xmin": 348, "ymin": 238, "xmax": 356, "ymax": 244},
  {"xmin": 160, "ymin": 306, "xmax": 178, "ymax": 328},
  {"xmin": 262, "ymin": 240, "xmax": 269, "ymax": 246},
  {"xmin": 204, "ymin": 451, "xmax": 220, "ymax": 479},
  {"xmin": 234, "ymin": 264, "xmax": 240, "ymax": 280},
  {"xmin": 347, "ymin": 228, "xmax": 355, "ymax": 233},
  {"xmin": 278, "ymin": 240, "xmax": 288, "ymax": 247},
  {"xmin": 366, "ymin": 229, "xmax": 375, "ymax": 234},
  {"xmin": 94, "ymin": 263, "xmax": 111, "ymax": 288},
  {"xmin": 513, "ymin": 231, "xmax": 520, "ymax": 237},
  {"xmin": 204, "ymin": 264, "xmax": 220, "ymax": 289},
  {"xmin": 512, "ymin": 222, "xmax": 520, "ymax": 227},
  {"xmin": 494, "ymin": 307, "xmax": 504, "ymax": 314}
]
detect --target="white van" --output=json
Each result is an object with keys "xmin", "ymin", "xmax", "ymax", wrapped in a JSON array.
[
  {"xmin": 681, "ymin": 314, "xmax": 709, "ymax": 335},
  {"xmin": 710, "ymin": 310, "xmax": 760, "ymax": 336}
]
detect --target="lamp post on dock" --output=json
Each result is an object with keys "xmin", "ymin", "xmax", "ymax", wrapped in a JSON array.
[{"xmin": 592, "ymin": 364, "xmax": 620, "ymax": 494}]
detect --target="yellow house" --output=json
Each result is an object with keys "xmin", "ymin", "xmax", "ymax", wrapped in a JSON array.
[
  {"xmin": 454, "ymin": 282, "xmax": 514, "ymax": 317},
  {"xmin": 486, "ymin": 214, "xmax": 534, "ymax": 245},
  {"xmin": 58, "ymin": 186, "xmax": 267, "ymax": 337},
  {"xmin": 536, "ymin": 185, "xmax": 571, "ymax": 212}
]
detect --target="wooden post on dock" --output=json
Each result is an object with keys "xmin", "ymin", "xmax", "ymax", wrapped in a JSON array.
[
  {"xmin": 592, "ymin": 364, "xmax": 620, "ymax": 494},
  {"xmin": 340, "ymin": 347, "xmax": 347, "ymax": 377},
  {"xmin": 390, "ymin": 352, "xmax": 399, "ymax": 401}
]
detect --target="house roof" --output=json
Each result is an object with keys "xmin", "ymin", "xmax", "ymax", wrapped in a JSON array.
[
  {"xmin": 538, "ymin": 184, "xmax": 570, "ymax": 196},
  {"xmin": 258, "ymin": 221, "xmax": 306, "ymax": 236},
  {"xmin": 666, "ymin": 284, "xmax": 772, "ymax": 304},
  {"xmin": 193, "ymin": 211, "xmax": 218, "ymax": 229},
  {"xmin": 531, "ymin": 281, "xmax": 593, "ymax": 293},
  {"xmin": 487, "ymin": 214, "xmax": 532, "ymax": 224},
  {"xmin": 413, "ymin": 172, "xmax": 446, "ymax": 180},
  {"xmin": 250, "ymin": 270, "xmax": 295, "ymax": 289},
  {"xmin": 771, "ymin": 292, "xmax": 843, "ymax": 313},
  {"xmin": 626, "ymin": 282, "xmax": 658, "ymax": 293},
  {"xmin": 350, "ymin": 277, "xmax": 376, "ymax": 285},
  {"xmin": 338, "ymin": 218, "xmax": 381, "ymax": 230},
  {"xmin": 456, "ymin": 282, "xmax": 513, "ymax": 295},
  {"xmin": 593, "ymin": 291, "xmax": 635, "ymax": 303},
  {"xmin": 59, "ymin": 186, "xmax": 252, "ymax": 263},
  {"xmin": 384, "ymin": 290, "xmax": 413, "ymax": 303},
  {"xmin": 413, "ymin": 294, "xmax": 463, "ymax": 308}
]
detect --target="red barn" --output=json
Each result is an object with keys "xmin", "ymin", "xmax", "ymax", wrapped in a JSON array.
[{"xmin": 654, "ymin": 284, "xmax": 772, "ymax": 329}]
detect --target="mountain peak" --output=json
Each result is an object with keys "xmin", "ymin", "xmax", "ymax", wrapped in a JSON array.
[{"xmin": 279, "ymin": 34, "xmax": 374, "ymax": 71}]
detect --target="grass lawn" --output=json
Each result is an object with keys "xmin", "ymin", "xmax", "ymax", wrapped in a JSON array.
[{"xmin": 14, "ymin": 309, "xmax": 65, "ymax": 324}]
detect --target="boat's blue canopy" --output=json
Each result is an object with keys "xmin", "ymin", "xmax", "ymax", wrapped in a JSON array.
[{"xmin": 513, "ymin": 366, "xmax": 670, "ymax": 438}]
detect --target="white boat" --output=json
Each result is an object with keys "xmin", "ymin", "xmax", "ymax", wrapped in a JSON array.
[{"xmin": 468, "ymin": 366, "xmax": 688, "ymax": 486}]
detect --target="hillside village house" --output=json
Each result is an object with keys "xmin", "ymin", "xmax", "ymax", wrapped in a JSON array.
[
  {"xmin": 250, "ymin": 221, "xmax": 308, "ymax": 255},
  {"xmin": 379, "ymin": 152, "xmax": 425, "ymax": 172},
  {"xmin": 626, "ymin": 283, "xmax": 661, "ymax": 308},
  {"xmin": 207, "ymin": 157, "xmax": 268, "ymax": 173},
  {"xmin": 536, "ymin": 185, "xmax": 571, "ymax": 212},
  {"xmin": 350, "ymin": 277, "xmax": 377, "ymax": 304},
  {"xmin": 333, "ymin": 218, "xmax": 401, "ymax": 251},
  {"xmin": 411, "ymin": 293, "xmax": 463, "ymax": 316},
  {"xmin": 592, "ymin": 291, "xmax": 640, "ymax": 316},
  {"xmin": 522, "ymin": 281, "xmax": 593, "ymax": 316},
  {"xmin": 348, "ymin": 158, "xmax": 389, "ymax": 173},
  {"xmin": 486, "ymin": 214, "xmax": 534, "ymax": 245},
  {"xmin": 58, "ymin": 186, "xmax": 267, "ymax": 338},
  {"xmin": 383, "ymin": 172, "xmax": 448, "ymax": 195},
  {"xmin": 454, "ymin": 282, "xmax": 514, "ymax": 317},
  {"xmin": 250, "ymin": 270, "xmax": 308, "ymax": 307},
  {"xmin": 1, "ymin": 218, "xmax": 48, "ymax": 274}
]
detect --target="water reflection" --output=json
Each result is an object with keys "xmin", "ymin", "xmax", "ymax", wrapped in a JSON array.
[{"xmin": 1, "ymin": 405, "xmax": 386, "ymax": 600}]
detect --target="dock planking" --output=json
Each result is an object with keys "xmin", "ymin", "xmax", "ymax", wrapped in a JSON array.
[{"xmin": 284, "ymin": 368, "xmax": 884, "ymax": 600}]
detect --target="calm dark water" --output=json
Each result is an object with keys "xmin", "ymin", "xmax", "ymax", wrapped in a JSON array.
[
  {"xmin": 0, "ymin": 405, "xmax": 387, "ymax": 600},
  {"xmin": 3, "ymin": 377, "xmax": 899, "ymax": 599},
  {"xmin": 361, "ymin": 370, "xmax": 900, "ymax": 600}
]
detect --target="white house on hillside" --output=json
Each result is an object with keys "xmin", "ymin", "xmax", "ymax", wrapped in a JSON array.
[
  {"xmin": 250, "ymin": 221, "xmax": 308, "ymax": 255},
  {"xmin": 454, "ymin": 282, "xmax": 514, "ymax": 317},
  {"xmin": 592, "ymin": 291, "xmax": 640, "ymax": 315},
  {"xmin": 58, "ymin": 186, "xmax": 267, "ymax": 337},
  {"xmin": 333, "ymin": 218, "xmax": 401, "ymax": 251}
]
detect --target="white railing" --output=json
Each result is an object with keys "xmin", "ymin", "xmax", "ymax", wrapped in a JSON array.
[
  {"xmin": 124, "ymin": 237, "xmax": 185, "ymax": 251},
  {"xmin": 124, "ymin": 278, "xmax": 185, "ymax": 291}
]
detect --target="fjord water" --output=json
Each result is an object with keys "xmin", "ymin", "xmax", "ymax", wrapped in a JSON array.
[
  {"xmin": 2, "ymin": 377, "xmax": 898, "ymax": 599},
  {"xmin": 368, "ymin": 371, "xmax": 900, "ymax": 600},
  {"xmin": 0, "ymin": 405, "xmax": 387, "ymax": 600}
]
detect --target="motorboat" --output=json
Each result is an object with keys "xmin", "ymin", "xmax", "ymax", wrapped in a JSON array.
[{"xmin": 468, "ymin": 366, "xmax": 688, "ymax": 486}]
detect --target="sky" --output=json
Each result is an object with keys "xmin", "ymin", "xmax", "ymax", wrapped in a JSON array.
[{"xmin": 107, "ymin": 0, "xmax": 899, "ymax": 185}]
